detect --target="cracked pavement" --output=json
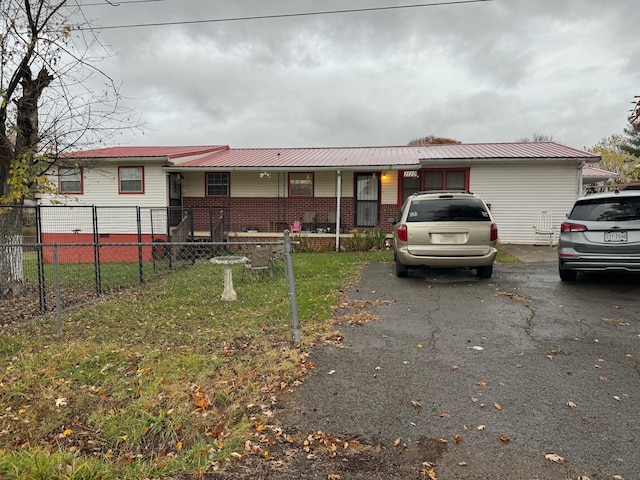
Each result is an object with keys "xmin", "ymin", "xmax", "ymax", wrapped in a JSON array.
[{"xmin": 280, "ymin": 260, "xmax": 640, "ymax": 479}]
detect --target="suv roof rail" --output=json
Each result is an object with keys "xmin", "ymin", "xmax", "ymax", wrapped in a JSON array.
[{"xmin": 411, "ymin": 190, "xmax": 474, "ymax": 196}]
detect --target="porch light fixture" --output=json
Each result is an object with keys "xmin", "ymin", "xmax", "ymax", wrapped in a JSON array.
[{"xmin": 259, "ymin": 171, "xmax": 271, "ymax": 179}]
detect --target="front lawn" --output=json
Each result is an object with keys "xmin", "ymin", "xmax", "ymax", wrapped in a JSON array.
[{"xmin": 0, "ymin": 251, "xmax": 391, "ymax": 479}]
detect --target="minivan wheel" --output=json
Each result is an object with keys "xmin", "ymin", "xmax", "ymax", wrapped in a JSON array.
[
  {"xmin": 476, "ymin": 264, "xmax": 493, "ymax": 278},
  {"xmin": 559, "ymin": 266, "xmax": 577, "ymax": 281},
  {"xmin": 395, "ymin": 253, "xmax": 408, "ymax": 277}
]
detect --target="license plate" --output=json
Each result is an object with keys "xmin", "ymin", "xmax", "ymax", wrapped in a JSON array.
[{"xmin": 605, "ymin": 231, "xmax": 627, "ymax": 242}]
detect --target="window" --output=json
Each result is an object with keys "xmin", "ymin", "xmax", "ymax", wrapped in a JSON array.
[
  {"xmin": 423, "ymin": 168, "xmax": 469, "ymax": 191},
  {"xmin": 206, "ymin": 173, "xmax": 229, "ymax": 196},
  {"xmin": 289, "ymin": 172, "xmax": 313, "ymax": 197},
  {"xmin": 58, "ymin": 167, "xmax": 83, "ymax": 194},
  {"xmin": 118, "ymin": 166, "xmax": 144, "ymax": 193}
]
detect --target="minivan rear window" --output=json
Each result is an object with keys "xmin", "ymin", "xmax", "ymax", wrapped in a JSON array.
[
  {"xmin": 570, "ymin": 196, "xmax": 640, "ymax": 222},
  {"xmin": 407, "ymin": 198, "xmax": 490, "ymax": 222}
]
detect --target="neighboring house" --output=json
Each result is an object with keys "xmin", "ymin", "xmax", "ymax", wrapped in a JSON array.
[
  {"xmin": 39, "ymin": 142, "xmax": 600, "ymax": 246},
  {"xmin": 581, "ymin": 165, "xmax": 619, "ymax": 194}
]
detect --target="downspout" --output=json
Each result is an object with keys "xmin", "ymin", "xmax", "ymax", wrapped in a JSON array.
[
  {"xmin": 335, "ymin": 170, "xmax": 342, "ymax": 252},
  {"xmin": 578, "ymin": 161, "xmax": 585, "ymax": 197}
]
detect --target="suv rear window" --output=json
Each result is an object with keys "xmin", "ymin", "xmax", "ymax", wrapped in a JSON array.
[
  {"xmin": 570, "ymin": 196, "xmax": 640, "ymax": 222},
  {"xmin": 406, "ymin": 198, "xmax": 490, "ymax": 222}
]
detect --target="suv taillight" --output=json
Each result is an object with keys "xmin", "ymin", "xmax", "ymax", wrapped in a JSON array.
[
  {"xmin": 490, "ymin": 223, "xmax": 498, "ymax": 241},
  {"xmin": 397, "ymin": 224, "xmax": 408, "ymax": 242},
  {"xmin": 561, "ymin": 222, "xmax": 587, "ymax": 232}
]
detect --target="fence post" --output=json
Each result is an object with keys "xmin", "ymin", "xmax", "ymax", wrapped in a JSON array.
[
  {"xmin": 53, "ymin": 244, "xmax": 62, "ymax": 338},
  {"xmin": 92, "ymin": 206, "xmax": 102, "ymax": 295},
  {"xmin": 137, "ymin": 207, "xmax": 144, "ymax": 284},
  {"xmin": 284, "ymin": 231, "xmax": 300, "ymax": 345}
]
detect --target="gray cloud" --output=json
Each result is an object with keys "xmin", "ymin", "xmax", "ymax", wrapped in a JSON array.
[{"xmin": 78, "ymin": 0, "xmax": 640, "ymax": 149}]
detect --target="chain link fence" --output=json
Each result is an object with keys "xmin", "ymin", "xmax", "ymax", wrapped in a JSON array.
[{"xmin": 0, "ymin": 237, "xmax": 299, "ymax": 341}]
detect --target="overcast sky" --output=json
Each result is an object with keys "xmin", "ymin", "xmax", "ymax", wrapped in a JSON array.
[{"xmin": 76, "ymin": 0, "xmax": 639, "ymax": 150}]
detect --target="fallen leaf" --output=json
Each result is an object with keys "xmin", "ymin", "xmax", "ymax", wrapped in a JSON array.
[
  {"xmin": 470, "ymin": 397, "xmax": 479, "ymax": 403},
  {"xmin": 613, "ymin": 396, "xmax": 621, "ymax": 401},
  {"xmin": 499, "ymin": 434, "xmax": 510, "ymax": 443},
  {"xmin": 477, "ymin": 425, "xmax": 485, "ymax": 430},
  {"xmin": 599, "ymin": 376, "xmax": 609, "ymax": 382},
  {"xmin": 327, "ymin": 473, "xmax": 340, "ymax": 480},
  {"xmin": 453, "ymin": 434, "xmax": 463, "ymax": 444},
  {"xmin": 411, "ymin": 400, "xmax": 422, "ymax": 408},
  {"xmin": 457, "ymin": 461, "xmax": 468, "ymax": 466},
  {"xmin": 471, "ymin": 346, "xmax": 484, "ymax": 351},
  {"xmin": 440, "ymin": 412, "xmax": 451, "ymax": 418},
  {"xmin": 475, "ymin": 381, "xmax": 487, "ymax": 387},
  {"xmin": 328, "ymin": 370, "xmax": 336, "ymax": 375},
  {"xmin": 494, "ymin": 402, "xmax": 502, "ymax": 410},
  {"xmin": 55, "ymin": 397, "xmax": 68, "ymax": 408},
  {"xmin": 567, "ymin": 402, "xmax": 577, "ymax": 408},
  {"xmin": 438, "ymin": 438, "xmax": 448, "ymax": 443},
  {"xmin": 545, "ymin": 453, "xmax": 564, "ymax": 464},
  {"xmin": 394, "ymin": 438, "xmax": 401, "ymax": 447},
  {"xmin": 62, "ymin": 429, "xmax": 72, "ymax": 437},
  {"xmin": 418, "ymin": 344, "xmax": 423, "ymax": 348}
]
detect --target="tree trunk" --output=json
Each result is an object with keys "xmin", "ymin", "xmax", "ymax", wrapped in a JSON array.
[
  {"xmin": 0, "ymin": 207, "xmax": 24, "ymax": 298},
  {"xmin": 0, "ymin": 66, "xmax": 51, "ymax": 298}
]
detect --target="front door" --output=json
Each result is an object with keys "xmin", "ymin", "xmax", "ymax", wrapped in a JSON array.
[
  {"xmin": 168, "ymin": 173, "xmax": 182, "ymax": 227},
  {"xmin": 355, "ymin": 173, "xmax": 380, "ymax": 228}
]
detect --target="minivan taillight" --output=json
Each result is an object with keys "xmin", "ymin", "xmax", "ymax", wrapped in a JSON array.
[
  {"xmin": 490, "ymin": 223, "xmax": 498, "ymax": 242},
  {"xmin": 561, "ymin": 222, "xmax": 587, "ymax": 232},
  {"xmin": 397, "ymin": 224, "xmax": 408, "ymax": 242}
]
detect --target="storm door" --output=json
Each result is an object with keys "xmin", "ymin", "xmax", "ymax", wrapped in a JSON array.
[
  {"xmin": 168, "ymin": 173, "xmax": 183, "ymax": 227},
  {"xmin": 355, "ymin": 173, "xmax": 380, "ymax": 228}
]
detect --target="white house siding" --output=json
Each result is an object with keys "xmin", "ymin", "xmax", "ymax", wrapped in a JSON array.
[
  {"xmin": 380, "ymin": 171, "xmax": 399, "ymax": 205},
  {"xmin": 40, "ymin": 162, "xmax": 169, "ymax": 235},
  {"xmin": 469, "ymin": 162, "xmax": 581, "ymax": 244},
  {"xmin": 182, "ymin": 170, "xmax": 356, "ymax": 199}
]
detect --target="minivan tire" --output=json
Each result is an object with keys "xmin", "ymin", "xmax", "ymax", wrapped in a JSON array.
[
  {"xmin": 476, "ymin": 265, "xmax": 493, "ymax": 278},
  {"xmin": 395, "ymin": 253, "xmax": 408, "ymax": 277}
]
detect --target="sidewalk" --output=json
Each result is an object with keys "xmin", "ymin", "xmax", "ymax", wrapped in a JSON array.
[{"xmin": 499, "ymin": 243, "xmax": 557, "ymax": 263}]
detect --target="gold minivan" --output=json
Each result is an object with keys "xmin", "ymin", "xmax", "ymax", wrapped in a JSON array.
[{"xmin": 393, "ymin": 191, "xmax": 498, "ymax": 278}]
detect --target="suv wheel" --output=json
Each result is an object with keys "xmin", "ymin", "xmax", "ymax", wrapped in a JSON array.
[
  {"xmin": 395, "ymin": 253, "xmax": 408, "ymax": 278},
  {"xmin": 559, "ymin": 265, "xmax": 577, "ymax": 281},
  {"xmin": 476, "ymin": 265, "xmax": 493, "ymax": 278}
]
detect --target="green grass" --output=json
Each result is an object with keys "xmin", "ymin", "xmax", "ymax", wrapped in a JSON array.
[{"xmin": 0, "ymin": 250, "xmax": 392, "ymax": 479}]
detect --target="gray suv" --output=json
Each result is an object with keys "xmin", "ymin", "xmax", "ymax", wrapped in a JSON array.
[
  {"xmin": 393, "ymin": 191, "xmax": 498, "ymax": 278},
  {"xmin": 558, "ymin": 189, "xmax": 640, "ymax": 281}
]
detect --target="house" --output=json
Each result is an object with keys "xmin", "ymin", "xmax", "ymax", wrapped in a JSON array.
[{"xmin": 39, "ymin": 142, "xmax": 600, "ymax": 252}]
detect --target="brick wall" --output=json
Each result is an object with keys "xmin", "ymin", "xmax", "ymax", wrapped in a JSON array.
[{"xmin": 183, "ymin": 196, "xmax": 397, "ymax": 234}]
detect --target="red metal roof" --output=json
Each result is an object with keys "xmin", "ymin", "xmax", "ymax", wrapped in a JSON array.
[
  {"xmin": 410, "ymin": 142, "xmax": 599, "ymax": 160},
  {"xmin": 65, "ymin": 142, "xmax": 599, "ymax": 168},
  {"xmin": 176, "ymin": 142, "xmax": 599, "ymax": 169},
  {"xmin": 582, "ymin": 166, "xmax": 619, "ymax": 180},
  {"xmin": 65, "ymin": 145, "xmax": 227, "ymax": 160}
]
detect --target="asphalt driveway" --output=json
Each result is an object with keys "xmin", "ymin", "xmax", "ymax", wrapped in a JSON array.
[{"xmin": 278, "ymin": 253, "xmax": 640, "ymax": 479}]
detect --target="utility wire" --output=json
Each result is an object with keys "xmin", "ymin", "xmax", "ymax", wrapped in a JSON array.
[
  {"xmin": 76, "ymin": 0, "xmax": 493, "ymax": 30},
  {"xmin": 74, "ymin": 0, "xmax": 169, "ymax": 6}
]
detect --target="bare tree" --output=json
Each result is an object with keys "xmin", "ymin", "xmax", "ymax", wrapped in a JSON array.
[
  {"xmin": 0, "ymin": 0, "xmax": 138, "ymax": 297},
  {"xmin": 517, "ymin": 133, "xmax": 554, "ymax": 143}
]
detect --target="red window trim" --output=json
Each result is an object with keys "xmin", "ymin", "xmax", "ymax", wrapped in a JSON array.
[
  {"xmin": 397, "ymin": 167, "xmax": 470, "ymax": 205},
  {"xmin": 58, "ymin": 166, "xmax": 84, "ymax": 195},
  {"xmin": 422, "ymin": 167, "xmax": 470, "ymax": 190},
  {"xmin": 118, "ymin": 166, "xmax": 145, "ymax": 194},
  {"xmin": 205, "ymin": 172, "xmax": 230, "ymax": 197},
  {"xmin": 288, "ymin": 172, "xmax": 314, "ymax": 198}
]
